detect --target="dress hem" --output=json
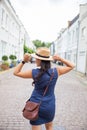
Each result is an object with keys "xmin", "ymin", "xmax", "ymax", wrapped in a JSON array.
[{"xmin": 30, "ymin": 119, "xmax": 54, "ymax": 125}]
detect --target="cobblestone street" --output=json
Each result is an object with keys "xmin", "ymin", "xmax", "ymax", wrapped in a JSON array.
[{"xmin": 0, "ymin": 63, "xmax": 87, "ymax": 130}]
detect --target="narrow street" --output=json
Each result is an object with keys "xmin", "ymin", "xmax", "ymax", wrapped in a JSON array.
[{"xmin": 0, "ymin": 63, "xmax": 87, "ymax": 130}]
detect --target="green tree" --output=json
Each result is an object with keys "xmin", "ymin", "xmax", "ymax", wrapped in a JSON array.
[
  {"xmin": 44, "ymin": 42, "xmax": 51, "ymax": 48},
  {"xmin": 32, "ymin": 40, "xmax": 51, "ymax": 48},
  {"xmin": 32, "ymin": 40, "xmax": 42, "ymax": 48},
  {"xmin": 23, "ymin": 44, "xmax": 34, "ymax": 54},
  {"xmin": 24, "ymin": 44, "xmax": 28, "ymax": 53}
]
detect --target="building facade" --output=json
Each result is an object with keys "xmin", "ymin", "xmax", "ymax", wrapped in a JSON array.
[
  {"xmin": 67, "ymin": 15, "xmax": 79, "ymax": 68},
  {"xmin": 52, "ymin": 3, "xmax": 87, "ymax": 75},
  {"xmin": 77, "ymin": 4, "xmax": 87, "ymax": 74},
  {"xmin": 53, "ymin": 15, "xmax": 79, "ymax": 69},
  {"xmin": 0, "ymin": 0, "xmax": 31, "ymax": 61}
]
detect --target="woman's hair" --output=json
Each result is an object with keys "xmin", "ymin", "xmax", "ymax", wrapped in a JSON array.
[{"xmin": 32, "ymin": 60, "xmax": 51, "ymax": 85}]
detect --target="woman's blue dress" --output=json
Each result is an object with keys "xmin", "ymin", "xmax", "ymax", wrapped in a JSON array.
[{"xmin": 29, "ymin": 68, "xmax": 58, "ymax": 125}]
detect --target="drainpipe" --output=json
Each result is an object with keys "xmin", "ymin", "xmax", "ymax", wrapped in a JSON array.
[{"xmin": 76, "ymin": 21, "xmax": 80, "ymax": 71}]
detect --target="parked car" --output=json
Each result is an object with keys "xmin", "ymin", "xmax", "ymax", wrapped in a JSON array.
[{"xmin": 57, "ymin": 61, "xmax": 63, "ymax": 66}]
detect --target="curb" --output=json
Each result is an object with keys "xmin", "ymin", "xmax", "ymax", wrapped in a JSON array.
[{"xmin": 0, "ymin": 68, "xmax": 14, "ymax": 74}]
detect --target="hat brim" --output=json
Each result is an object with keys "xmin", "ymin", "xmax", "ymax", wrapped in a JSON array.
[{"xmin": 31, "ymin": 53, "xmax": 53, "ymax": 61}]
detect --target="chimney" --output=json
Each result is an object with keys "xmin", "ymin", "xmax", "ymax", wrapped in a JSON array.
[{"xmin": 68, "ymin": 21, "xmax": 71, "ymax": 28}]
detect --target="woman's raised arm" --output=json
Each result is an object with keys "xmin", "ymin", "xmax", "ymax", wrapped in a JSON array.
[
  {"xmin": 13, "ymin": 53, "xmax": 32, "ymax": 78},
  {"xmin": 53, "ymin": 54, "xmax": 75, "ymax": 76}
]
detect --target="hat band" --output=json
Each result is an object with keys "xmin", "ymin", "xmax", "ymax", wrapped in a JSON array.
[{"xmin": 36, "ymin": 53, "xmax": 49, "ymax": 58}]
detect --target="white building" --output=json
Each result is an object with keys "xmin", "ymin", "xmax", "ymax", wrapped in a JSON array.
[
  {"xmin": 77, "ymin": 4, "xmax": 87, "ymax": 74},
  {"xmin": 52, "ymin": 3, "xmax": 87, "ymax": 75},
  {"xmin": 58, "ymin": 28, "xmax": 68, "ymax": 58},
  {"xmin": 67, "ymin": 15, "xmax": 79, "ymax": 67},
  {"xmin": 51, "ymin": 3, "xmax": 87, "ymax": 74},
  {"xmin": 53, "ymin": 14, "xmax": 79, "ymax": 69},
  {"xmin": 0, "ymin": 0, "xmax": 31, "ymax": 61}
]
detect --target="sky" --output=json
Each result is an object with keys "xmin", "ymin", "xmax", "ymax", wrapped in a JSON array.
[{"xmin": 10, "ymin": 0, "xmax": 87, "ymax": 42}]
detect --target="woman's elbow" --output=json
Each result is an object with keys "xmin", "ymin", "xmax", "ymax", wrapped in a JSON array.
[
  {"xmin": 71, "ymin": 64, "xmax": 75, "ymax": 69},
  {"xmin": 13, "ymin": 71, "xmax": 18, "ymax": 76}
]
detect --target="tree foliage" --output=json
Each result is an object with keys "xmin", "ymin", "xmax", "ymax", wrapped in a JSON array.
[
  {"xmin": 2, "ymin": 55, "xmax": 8, "ymax": 61},
  {"xmin": 24, "ymin": 44, "xmax": 34, "ymax": 54},
  {"xmin": 9, "ymin": 55, "xmax": 17, "ymax": 61},
  {"xmin": 32, "ymin": 40, "xmax": 51, "ymax": 48}
]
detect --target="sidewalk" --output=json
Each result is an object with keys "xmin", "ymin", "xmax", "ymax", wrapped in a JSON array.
[
  {"xmin": 53, "ymin": 63, "xmax": 87, "ymax": 85},
  {"xmin": 73, "ymin": 70, "xmax": 87, "ymax": 85}
]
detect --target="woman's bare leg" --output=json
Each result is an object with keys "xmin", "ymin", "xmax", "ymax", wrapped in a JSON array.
[
  {"xmin": 45, "ymin": 122, "xmax": 53, "ymax": 130},
  {"xmin": 32, "ymin": 125, "xmax": 41, "ymax": 130}
]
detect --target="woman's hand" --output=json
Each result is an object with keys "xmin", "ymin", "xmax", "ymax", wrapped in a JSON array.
[
  {"xmin": 53, "ymin": 54, "xmax": 75, "ymax": 76},
  {"xmin": 53, "ymin": 54, "xmax": 62, "ymax": 61},
  {"xmin": 23, "ymin": 53, "xmax": 31, "ymax": 62}
]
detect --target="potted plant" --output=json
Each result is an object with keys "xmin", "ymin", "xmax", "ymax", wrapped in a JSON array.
[
  {"xmin": 9, "ymin": 54, "xmax": 17, "ymax": 68},
  {"xmin": 1, "ymin": 55, "xmax": 9, "ymax": 70}
]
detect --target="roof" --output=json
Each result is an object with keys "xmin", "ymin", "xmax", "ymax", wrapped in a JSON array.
[
  {"xmin": 7, "ymin": 0, "xmax": 16, "ymax": 14},
  {"xmin": 68, "ymin": 14, "xmax": 79, "ymax": 27}
]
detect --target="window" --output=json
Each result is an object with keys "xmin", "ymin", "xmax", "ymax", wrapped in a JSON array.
[
  {"xmin": 67, "ymin": 54, "xmax": 71, "ymax": 60},
  {"xmin": 68, "ymin": 32, "xmax": 71, "ymax": 43},
  {"xmin": 82, "ymin": 27, "xmax": 86, "ymax": 38},
  {"xmin": 1, "ymin": 8, "xmax": 5, "ymax": 26},
  {"xmin": 12, "ymin": 22, "xmax": 14, "ymax": 34},
  {"xmin": 74, "ymin": 53, "xmax": 76, "ymax": 64},
  {"xmin": 1, "ymin": 41, "xmax": 7, "ymax": 56},
  {"xmin": 6, "ymin": 14, "xmax": 8, "ymax": 28},
  {"xmin": 72, "ymin": 30, "xmax": 75, "ymax": 43},
  {"xmin": 76, "ymin": 28, "xmax": 79, "ymax": 40},
  {"xmin": 73, "ymin": 30, "xmax": 75, "ymax": 38}
]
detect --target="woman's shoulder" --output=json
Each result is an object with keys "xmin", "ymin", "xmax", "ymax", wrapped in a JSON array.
[
  {"xmin": 47, "ymin": 68, "xmax": 58, "ymax": 76},
  {"xmin": 32, "ymin": 68, "xmax": 40, "ymax": 72},
  {"xmin": 32, "ymin": 68, "xmax": 40, "ymax": 78}
]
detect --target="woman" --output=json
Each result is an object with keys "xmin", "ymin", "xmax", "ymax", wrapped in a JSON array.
[{"xmin": 14, "ymin": 47, "xmax": 75, "ymax": 130}]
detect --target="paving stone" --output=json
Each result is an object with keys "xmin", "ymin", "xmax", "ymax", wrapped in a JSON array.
[
  {"xmin": 42, "ymin": 125, "xmax": 66, "ymax": 130},
  {"xmin": 54, "ymin": 126, "xmax": 66, "ymax": 130}
]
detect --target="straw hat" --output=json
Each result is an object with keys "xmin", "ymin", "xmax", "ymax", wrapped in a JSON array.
[{"xmin": 31, "ymin": 47, "xmax": 53, "ymax": 61}]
